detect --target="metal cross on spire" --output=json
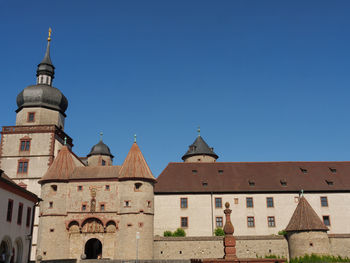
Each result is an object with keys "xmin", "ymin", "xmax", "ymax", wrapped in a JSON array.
[
  {"xmin": 197, "ymin": 126, "xmax": 201, "ymax": 137},
  {"xmin": 100, "ymin": 132, "xmax": 103, "ymax": 141},
  {"xmin": 134, "ymin": 134, "xmax": 137, "ymax": 143}
]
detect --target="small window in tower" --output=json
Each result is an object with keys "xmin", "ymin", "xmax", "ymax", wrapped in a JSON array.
[
  {"xmin": 81, "ymin": 204, "xmax": 87, "ymax": 211},
  {"xmin": 100, "ymin": 204, "xmax": 105, "ymax": 211},
  {"xmin": 77, "ymin": 185, "xmax": 83, "ymax": 191},
  {"xmin": 124, "ymin": 200, "xmax": 131, "ymax": 207},
  {"xmin": 49, "ymin": 202, "xmax": 53, "ymax": 208},
  {"xmin": 51, "ymin": 185, "xmax": 57, "ymax": 191},
  {"xmin": 20, "ymin": 139, "xmax": 31, "ymax": 151},
  {"xmin": 105, "ymin": 185, "xmax": 110, "ymax": 190},
  {"xmin": 50, "ymin": 228, "xmax": 54, "ymax": 232},
  {"xmin": 102, "ymin": 160, "xmax": 106, "ymax": 166},
  {"xmin": 329, "ymin": 168, "xmax": 337, "ymax": 173},
  {"xmin": 134, "ymin": 183, "xmax": 142, "ymax": 190},
  {"xmin": 147, "ymin": 201, "xmax": 152, "ymax": 208},
  {"xmin": 27, "ymin": 112, "xmax": 35, "ymax": 122}
]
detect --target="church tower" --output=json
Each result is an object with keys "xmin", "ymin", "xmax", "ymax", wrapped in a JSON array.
[
  {"xmin": 0, "ymin": 29, "xmax": 72, "ymax": 259},
  {"xmin": 182, "ymin": 128, "xmax": 218, "ymax": 162}
]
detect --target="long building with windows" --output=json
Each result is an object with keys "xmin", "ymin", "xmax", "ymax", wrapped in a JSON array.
[{"xmin": 154, "ymin": 133, "xmax": 350, "ymax": 237}]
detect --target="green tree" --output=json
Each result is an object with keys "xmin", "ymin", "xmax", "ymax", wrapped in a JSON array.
[
  {"xmin": 214, "ymin": 227, "xmax": 225, "ymax": 236},
  {"xmin": 173, "ymin": 228, "xmax": 186, "ymax": 237}
]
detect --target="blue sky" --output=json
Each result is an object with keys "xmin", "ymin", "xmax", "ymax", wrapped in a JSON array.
[{"xmin": 1, "ymin": 1, "xmax": 350, "ymax": 176}]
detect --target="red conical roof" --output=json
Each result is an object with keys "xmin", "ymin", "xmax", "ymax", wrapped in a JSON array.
[
  {"xmin": 285, "ymin": 196, "xmax": 328, "ymax": 232},
  {"xmin": 39, "ymin": 146, "xmax": 77, "ymax": 184},
  {"xmin": 119, "ymin": 142, "xmax": 156, "ymax": 182}
]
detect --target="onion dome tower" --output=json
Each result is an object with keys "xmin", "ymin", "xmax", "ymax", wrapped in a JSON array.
[
  {"xmin": 15, "ymin": 28, "xmax": 68, "ymax": 129},
  {"xmin": 182, "ymin": 128, "xmax": 218, "ymax": 162},
  {"xmin": 87, "ymin": 132, "xmax": 114, "ymax": 166},
  {"xmin": 285, "ymin": 195, "xmax": 330, "ymax": 259}
]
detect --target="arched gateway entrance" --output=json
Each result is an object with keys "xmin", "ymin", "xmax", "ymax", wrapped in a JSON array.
[{"xmin": 84, "ymin": 238, "xmax": 102, "ymax": 259}]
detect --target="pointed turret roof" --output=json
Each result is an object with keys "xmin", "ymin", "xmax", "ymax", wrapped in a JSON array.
[
  {"xmin": 285, "ymin": 196, "xmax": 328, "ymax": 232},
  {"xmin": 182, "ymin": 135, "xmax": 218, "ymax": 161},
  {"xmin": 39, "ymin": 146, "xmax": 77, "ymax": 184},
  {"xmin": 36, "ymin": 29, "xmax": 55, "ymax": 78},
  {"xmin": 119, "ymin": 142, "xmax": 156, "ymax": 182}
]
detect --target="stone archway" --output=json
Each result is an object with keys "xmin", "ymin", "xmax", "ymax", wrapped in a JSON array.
[
  {"xmin": 0, "ymin": 236, "xmax": 12, "ymax": 263},
  {"xmin": 84, "ymin": 238, "xmax": 102, "ymax": 259}
]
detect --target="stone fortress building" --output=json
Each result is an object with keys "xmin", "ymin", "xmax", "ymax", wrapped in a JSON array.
[{"xmin": 1, "ymin": 31, "xmax": 350, "ymax": 261}]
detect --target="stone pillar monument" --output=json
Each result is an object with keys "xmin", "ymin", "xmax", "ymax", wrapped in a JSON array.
[{"xmin": 223, "ymin": 202, "xmax": 237, "ymax": 260}]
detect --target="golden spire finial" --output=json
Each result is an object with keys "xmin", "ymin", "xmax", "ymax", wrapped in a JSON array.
[{"xmin": 47, "ymin": 27, "xmax": 52, "ymax": 42}]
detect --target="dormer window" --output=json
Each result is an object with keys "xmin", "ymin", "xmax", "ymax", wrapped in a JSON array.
[
  {"xmin": 325, "ymin": 180, "xmax": 334, "ymax": 186},
  {"xmin": 300, "ymin": 168, "xmax": 308, "ymax": 174},
  {"xmin": 329, "ymin": 168, "xmax": 337, "ymax": 173},
  {"xmin": 248, "ymin": 180, "xmax": 255, "ymax": 186},
  {"xmin": 218, "ymin": 170, "xmax": 224, "ymax": 174},
  {"xmin": 280, "ymin": 180, "xmax": 287, "ymax": 186},
  {"xmin": 192, "ymin": 169, "xmax": 197, "ymax": 174}
]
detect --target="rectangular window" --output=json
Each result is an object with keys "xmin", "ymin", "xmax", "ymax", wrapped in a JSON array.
[
  {"xmin": 320, "ymin": 196, "xmax": 328, "ymax": 207},
  {"xmin": 216, "ymin": 217, "xmax": 223, "ymax": 228},
  {"xmin": 17, "ymin": 160, "xmax": 29, "ymax": 174},
  {"xmin": 7, "ymin": 199, "xmax": 13, "ymax": 222},
  {"xmin": 105, "ymin": 185, "xmax": 110, "ymax": 190},
  {"xmin": 266, "ymin": 197, "xmax": 274, "ymax": 207},
  {"xmin": 246, "ymin": 197, "xmax": 253, "ymax": 208},
  {"xmin": 27, "ymin": 112, "xmax": 35, "ymax": 122},
  {"xmin": 20, "ymin": 140, "xmax": 31, "ymax": 151},
  {"xmin": 180, "ymin": 198, "xmax": 188, "ymax": 208},
  {"xmin": 215, "ymin": 197, "xmax": 222, "ymax": 208},
  {"xmin": 17, "ymin": 203, "xmax": 23, "ymax": 225},
  {"xmin": 26, "ymin": 207, "xmax": 31, "ymax": 227},
  {"xmin": 102, "ymin": 160, "xmax": 106, "ymax": 166},
  {"xmin": 247, "ymin": 216, "xmax": 255, "ymax": 227},
  {"xmin": 147, "ymin": 201, "xmax": 152, "ymax": 208},
  {"xmin": 234, "ymin": 198, "xmax": 239, "ymax": 204},
  {"xmin": 124, "ymin": 200, "xmax": 131, "ymax": 207},
  {"xmin": 267, "ymin": 216, "xmax": 276, "ymax": 227},
  {"xmin": 77, "ymin": 185, "xmax": 83, "ymax": 191},
  {"xmin": 100, "ymin": 204, "xmax": 105, "ymax": 211},
  {"xmin": 181, "ymin": 217, "xmax": 188, "ymax": 228},
  {"xmin": 49, "ymin": 202, "xmax": 53, "ymax": 208},
  {"xmin": 82, "ymin": 204, "xmax": 87, "ymax": 211},
  {"xmin": 323, "ymin": 216, "xmax": 331, "ymax": 226}
]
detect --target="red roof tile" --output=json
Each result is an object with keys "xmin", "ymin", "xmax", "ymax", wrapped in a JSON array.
[
  {"xmin": 39, "ymin": 146, "xmax": 78, "ymax": 183},
  {"xmin": 285, "ymin": 196, "xmax": 328, "ymax": 232},
  {"xmin": 155, "ymin": 162, "xmax": 350, "ymax": 193},
  {"xmin": 119, "ymin": 143, "xmax": 155, "ymax": 182}
]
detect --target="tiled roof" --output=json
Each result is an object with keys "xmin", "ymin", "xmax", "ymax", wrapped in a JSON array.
[
  {"xmin": 119, "ymin": 142, "xmax": 156, "ymax": 181},
  {"xmin": 39, "ymin": 146, "xmax": 79, "ymax": 183},
  {"xmin": 70, "ymin": 166, "xmax": 120, "ymax": 180},
  {"xmin": 285, "ymin": 196, "xmax": 328, "ymax": 232},
  {"xmin": 155, "ymin": 161, "xmax": 350, "ymax": 193}
]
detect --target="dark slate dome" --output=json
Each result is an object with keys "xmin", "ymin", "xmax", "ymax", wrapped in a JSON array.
[
  {"xmin": 182, "ymin": 135, "xmax": 218, "ymax": 161},
  {"xmin": 87, "ymin": 140, "xmax": 114, "ymax": 158},
  {"xmin": 16, "ymin": 84, "xmax": 68, "ymax": 115}
]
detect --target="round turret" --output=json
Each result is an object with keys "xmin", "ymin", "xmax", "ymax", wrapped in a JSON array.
[{"xmin": 87, "ymin": 139, "xmax": 114, "ymax": 166}]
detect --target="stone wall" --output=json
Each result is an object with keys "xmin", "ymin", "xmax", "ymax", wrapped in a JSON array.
[
  {"xmin": 153, "ymin": 236, "xmax": 288, "ymax": 260},
  {"xmin": 329, "ymin": 234, "xmax": 350, "ymax": 258}
]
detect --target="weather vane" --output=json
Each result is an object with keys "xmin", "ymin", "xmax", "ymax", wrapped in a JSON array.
[
  {"xmin": 48, "ymin": 27, "xmax": 52, "ymax": 42},
  {"xmin": 197, "ymin": 126, "xmax": 200, "ymax": 137},
  {"xmin": 100, "ymin": 131, "xmax": 103, "ymax": 141},
  {"xmin": 134, "ymin": 134, "xmax": 137, "ymax": 143}
]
